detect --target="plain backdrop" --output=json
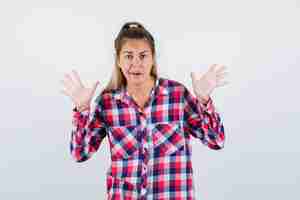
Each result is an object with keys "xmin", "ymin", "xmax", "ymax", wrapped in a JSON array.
[{"xmin": 1, "ymin": 0, "xmax": 299, "ymax": 199}]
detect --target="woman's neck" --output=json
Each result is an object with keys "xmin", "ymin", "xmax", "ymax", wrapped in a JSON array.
[{"xmin": 126, "ymin": 76, "xmax": 155, "ymax": 97}]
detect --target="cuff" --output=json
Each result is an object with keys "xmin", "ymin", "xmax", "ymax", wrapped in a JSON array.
[
  {"xmin": 72, "ymin": 106, "xmax": 90, "ymax": 117},
  {"xmin": 198, "ymin": 97, "xmax": 215, "ymax": 114}
]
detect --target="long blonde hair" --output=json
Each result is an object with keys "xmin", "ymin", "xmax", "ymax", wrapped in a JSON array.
[{"xmin": 104, "ymin": 22, "xmax": 158, "ymax": 92}]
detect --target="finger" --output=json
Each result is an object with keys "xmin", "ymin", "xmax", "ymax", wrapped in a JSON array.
[
  {"xmin": 217, "ymin": 71, "xmax": 229, "ymax": 79},
  {"xmin": 61, "ymin": 84, "xmax": 73, "ymax": 96},
  {"xmin": 208, "ymin": 64, "xmax": 218, "ymax": 72},
  {"xmin": 89, "ymin": 81, "xmax": 99, "ymax": 97},
  {"xmin": 60, "ymin": 88, "xmax": 71, "ymax": 97},
  {"xmin": 216, "ymin": 65, "xmax": 227, "ymax": 73},
  {"xmin": 64, "ymin": 73, "xmax": 76, "ymax": 87},
  {"xmin": 67, "ymin": 72, "xmax": 81, "ymax": 88},
  {"xmin": 71, "ymin": 70, "xmax": 84, "ymax": 87},
  {"xmin": 217, "ymin": 80, "xmax": 230, "ymax": 87},
  {"xmin": 216, "ymin": 75, "xmax": 228, "ymax": 82},
  {"xmin": 217, "ymin": 75, "xmax": 226, "ymax": 81},
  {"xmin": 60, "ymin": 79, "xmax": 73, "ymax": 91},
  {"xmin": 190, "ymin": 72, "xmax": 202, "ymax": 81},
  {"xmin": 190, "ymin": 72, "xmax": 195, "ymax": 80}
]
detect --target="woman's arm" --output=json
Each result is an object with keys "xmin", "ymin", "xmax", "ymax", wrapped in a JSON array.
[
  {"xmin": 70, "ymin": 99, "xmax": 107, "ymax": 162},
  {"xmin": 184, "ymin": 64, "xmax": 228, "ymax": 149},
  {"xmin": 60, "ymin": 70, "xmax": 106, "ymax": 162},
  {"xmin": 183, "ymin": 86, "xmax": 225, "ymax": 150}
]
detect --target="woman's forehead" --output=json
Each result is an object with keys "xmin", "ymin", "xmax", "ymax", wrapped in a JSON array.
[{"xmin": 121, "ymin": 39, "xmax": 151, "ymax": 53}]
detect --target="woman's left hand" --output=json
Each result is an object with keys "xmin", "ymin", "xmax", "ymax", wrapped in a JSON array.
[{"xmin": 191, "ymin": 64, "xmax": 229, "ymax": 102}]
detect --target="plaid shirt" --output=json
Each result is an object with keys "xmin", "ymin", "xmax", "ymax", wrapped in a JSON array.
[{"xmin": 70, "ymin": 77, "xmax": 225, "ymax": 200}]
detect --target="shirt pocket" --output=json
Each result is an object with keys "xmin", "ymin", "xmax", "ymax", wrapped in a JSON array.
[
  {"xmin": 151, "ymin": 121, "xmax": 185, "ymax": 156},
  {"xmin": 108, "ymin": 125, "xmax": 140, "ymax": 160},
  {"xmin": 106, "ymin": 174, "xmax": 139, "ymax": 199}
]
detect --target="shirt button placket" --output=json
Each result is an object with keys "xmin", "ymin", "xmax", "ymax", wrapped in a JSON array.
[
  {"xmin": 139, "ymin": 111, "xmax": 149, "ymax": 197},
  {"xmin": 141, "ymin": 147, "xmax": 149, "ymax": 196}
]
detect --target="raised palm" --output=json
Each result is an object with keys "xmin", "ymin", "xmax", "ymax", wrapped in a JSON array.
[
  {"xmin": 191, "ymin": 64, "xmax": 229, "ymax": 100},
  {"xmin": 61, "ymin": 70, "xmax": 99, "ymax": 111}
]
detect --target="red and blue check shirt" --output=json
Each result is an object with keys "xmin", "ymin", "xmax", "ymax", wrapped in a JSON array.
[{"xmin": 71, "ymin": 77, "xmax": 225, "ymax": 200}]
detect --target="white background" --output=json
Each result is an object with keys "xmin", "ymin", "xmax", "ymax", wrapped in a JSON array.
[{"xmin": 1, "ymin": 0, "xmax": 299, "ymax": 199}]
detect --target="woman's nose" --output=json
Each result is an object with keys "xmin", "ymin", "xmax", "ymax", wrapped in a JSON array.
[{"xmin": 132, "ymin": 56, "xmax": 142, "ymax": 66}]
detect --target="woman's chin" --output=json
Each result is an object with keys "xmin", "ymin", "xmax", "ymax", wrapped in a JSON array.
[{"xmin": 128, "ymin": 76, "xmax": 146, "ymax": 85}]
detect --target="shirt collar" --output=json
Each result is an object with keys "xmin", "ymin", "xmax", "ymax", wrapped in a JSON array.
[{"xmin": 113, "ymin": 76, "xmax": 168, "ymax": 103}]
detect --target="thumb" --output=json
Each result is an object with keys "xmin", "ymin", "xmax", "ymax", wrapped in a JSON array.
[
  {"xmin": 190, "ymin": 72, "xmax": 203, "ymax": 81},
  {"xmin": 190, "ymin": 72, "xmax": 196, "ymax": 80},
  {"xmin": 91, "ymin": 81, "xmax": 99, "ymax": 94}
]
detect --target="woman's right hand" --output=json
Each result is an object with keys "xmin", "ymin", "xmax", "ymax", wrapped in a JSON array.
[{"xmin": 61, "ymin": 70, "xmax": 99, "ymax": 112}]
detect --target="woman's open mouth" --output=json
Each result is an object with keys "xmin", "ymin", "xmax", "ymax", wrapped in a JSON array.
[{"xmin": 130, "ymin": 72, "xmax": 142, "ymax": 76}]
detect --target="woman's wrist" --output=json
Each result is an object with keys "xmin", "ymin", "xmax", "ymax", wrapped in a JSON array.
[
  {"xmin": 75, "ymin": 103, "xmax": 90, "ymax": 112},
  {"xmin": 197, "ymin": 95, "xmax": 210, "ymax": 105}
]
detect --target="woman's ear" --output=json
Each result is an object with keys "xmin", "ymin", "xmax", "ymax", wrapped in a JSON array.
[{"xmin": 117, "ymin": 62, "xmax": 121, "ymax": 69}]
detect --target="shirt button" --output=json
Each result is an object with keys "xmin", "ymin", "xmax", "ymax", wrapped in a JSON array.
[
  {"xmin": 142, "ymin": 182, "xmax": 147, "ymax": 188},
  {"xmin": 139, "ymin": 110, "xmax": 145, "ymax": 116},
  {"xmin": 141, "ymin": 187, "xmax": 147, "ymax": 195},
  {"xmin": 143, "ymin": 147, "xmax": 147, "ymax": 152},
  {"xmin": 142, "ymin": 165, "xmax": 147, "ymax": 171},
  {"xmin": 141, "ymin": 178, "xmax": 147, "ymax": 187}
]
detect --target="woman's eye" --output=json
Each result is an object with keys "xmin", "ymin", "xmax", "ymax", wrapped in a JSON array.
[
  {"xmin": 125, "ymin": 55, "xmax": 133, "ymax": 59},
  {"xmin": 140, "ymin": 54, "xmax": 146, "ymax": 59}
]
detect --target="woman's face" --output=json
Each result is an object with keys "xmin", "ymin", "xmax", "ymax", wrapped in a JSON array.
[{"xmin": 118, "ymin": 39, "xmax": 154, "ymax": 86}]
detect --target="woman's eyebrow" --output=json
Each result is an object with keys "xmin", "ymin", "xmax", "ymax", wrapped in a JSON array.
[
  {"xmin": 122, "ymin": 50, "xmax": 150, "ymax": 54},
  {"xmin": 122, "ymin": 51, "xmax": 132, "ymax": 54},
  {"xmin": 139, "ymin": 50, "xmax": 150, "ymax": 54}
]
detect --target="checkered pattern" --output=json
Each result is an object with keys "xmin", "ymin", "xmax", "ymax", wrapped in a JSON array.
[{"xmin": 70, "ymin": 77, "xmax": 225, "ymax": 199}]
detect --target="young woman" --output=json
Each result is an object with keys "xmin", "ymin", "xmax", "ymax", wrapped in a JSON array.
[{"xmin": 61, "ymin": 22, "xmax": 228, "ymax": 200}]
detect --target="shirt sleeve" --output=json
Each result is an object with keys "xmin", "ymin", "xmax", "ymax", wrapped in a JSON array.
[
  {"xmin": 70, "ymin": 95, "xmax": 107, "ymax": 162},
  {"xmin": 182, "ymin": 86, "xmax": 225, "ymax": 150}
]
